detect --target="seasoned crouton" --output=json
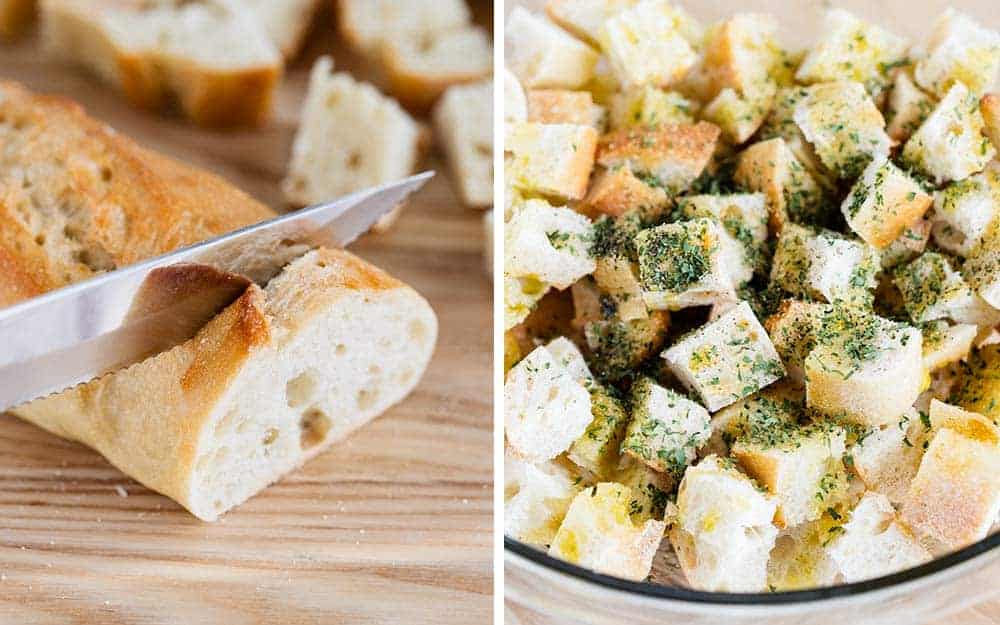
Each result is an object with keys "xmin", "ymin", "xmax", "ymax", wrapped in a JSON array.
[
  {"xmin": 592, "ymin": 256, "xmax": 648, "ymax": 320},
  {"xmin": 549, "ymin": 483, "xmax": 667, "ymax": 580},
  {"xmin": 732, "ymin": 419, "xmax": 847, "ymax": 528},
  {"xmin": 679, "ymin": 193, "xmax": 769, "ymax": 276},
  {"xmin": 545, "ymin": 0, "xmax": 638, "ymax": 46},
  {"xmin": 880, "ymin": 220, "xmax": 931, "ymax": 270},
  {"xmin": 608, "ymin": 86, "xmax": 696, "ymax": 129},
  {"xmin": 635, "ymin": 218, "xmax": 743, "ymax": 310},
  {"xmin": 597, "ymin": 122, "xmax": 720, "ymax": 193},
  {"xmin": 621, "ymin": 377, "xmax": 711, "ymax": 476},
  {"xmin": 506, "ymin": 122, "xmax": 599, "ymax": 201},
  {"xmin": 795, "ymin": 9, "xmax": 908, "ymax": 95},
  {"xmin": 931, "ymin": 169, "xmax": 1000, "ymax": 257},
  {"xmin": 579, "ymin": 166, "xmax": 669, "ymax": 219},
  {"xmin": 913, "ymin": 8, "xmax": 1000, "ymax": 97},
  {"xmin": 504, "ymin": 345, "xmax": 593, "ymax": 463},
  {"xmin": 583, "ymin": 311, "xmax": 671, "ymax": 381},
  {"xmin": 545, "ymin": 336, "xmax": 594, "ymax": 383},
  {"xmin": 734, "ymin": 137, "xmax": 827, "ymax": 231},
  {"xmin": 670, "ymin": 455, "xmax": 778, "ymax": 592},
  {"xmin": 921, "ymin": 321, "xmax": 978, "ymax": 372},
  {"xmin": 950, "ymin": 344, "xmax": 1000, "ymax": 421},
  {"xmin": 764, "ymin": 299, "xmax": 830, "ymax": 384},
  {"xmin": 982, "ymin": 93, "xmax": 1000, "ymax": 151},
  {"xmin": 767, "ymin": 516, "xmax": 843, "ymax": 590},
  {"xmin": 850, "ymin": 410, "xmax": 931, "ymax": 506},
  {"xmin": 506, "ymin": 7, "xmax": 599, "ymax": 89},
  {"xmin": 793, "ymin": 81, "xmax": 891, "ymax": 180},
  {"xmin": 841, "ymin": 155, "xmax": 932, "ymax": 249},
  {"xmin": 701, "ymin": 82, "xmax": 776, "ymax": 144},
  {"xmin": 701, "ymin": 13, "xmax": 783, "ymax": 97},
  {"xmin": 770, "ymin": 224, "xmax": 880, "ymax": 306},
  {"xmin": 528, "ymin": 89, "xmax": 606, "ymax": 129},
  {"xmin": 568, "ymin": 385, "xmax": 630, "ymax": 480},
  {"xmin": 826, "ymin": 492, "xmax": 931, "ymax": 582},
  {"xmin": 895, "ymin": 253, "xmax": 1000, "ymax": 326},
  {"xmin": 505, "ymin": 275, "xmax": 550, "ymax": 331},
  {"xmin": 804, "ymin": 307, "xmax": 923, "ymax": 426},
  {"xmin": 963, "ymin": 241, "xmax": 1000, "ymax": 311},
  {"xmin": 663, "ymin": 301, "xmax": 786, "ymax": 412},
  {"xmin": 901, "ymin": 400, "xmax": 1000, "ymax": 550},
  {"xmin": 902, "ymin": 82, "xmax": 995, "ymax": 184},
  {"xmin": 886, "ymin": 71, "xmax": 936, "ymax": 142},
  {"xmin": 614, "ymin": 456, "xmax": 674, "ymax": 522},
  {"xmin": 705, "ymin": 382, "xmax": 804, "ymax": 457},
  {"xmin": 505, "ymin": 199, "xmax": 596, "ymax": 290},
  {"xmin": 598, "ymin": 0, "xmax": 700, "ymax": 90},
  {"xmin": 504, "ymin": 454, "xmax": 581, "ymax": 546},
  {"xmin": 505, "ymin": 68, "xmax": 528, "ymax": 123}
]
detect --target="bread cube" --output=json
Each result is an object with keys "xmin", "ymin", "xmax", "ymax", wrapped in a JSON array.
[
  {"xmin": 764, "ymin": 300, "xmax": 830, "ymax": 385},
  {"xmin": 338, "ymin": 0, "xmax": 470, "ymax": 56},
  {"xmin": 608, "ymin": 86, "xmax": 696, "ymax": 130},
  {"xmin": 880, "ymin": 219, "xmax": 931, "ymax": 269},
  {"xmin": 579, "ymin": 166, "xmax": 669, "ymax": 219},
  {"xmin": 951, "ymin": 345, "xmax": 1000, "ymax": 421},
  {"xmin": 963, "ymin": 239, "xmax": 1000, "ymax": 310},
  {"xmin": 583, "ymin": 311, "xmax": 670, "ymax": 381},
  {"xmin": 545, "ymin": 336, "xmax": 594, "ymax": 383},
  {"xmin": 545, "ymin": 0, "xmax": 638, "ymax": 46},
  {"xmin": 506, "ymin": 8, "xmax": 599, "ymax": 89},
  {"xmin": 826, "ymin": 492, "xmax": 931, "ymax": 582},
  {"xmin": 804, "ymin": 307, "xmax": 923, "ymax": 426},
  {"xmin": 913, "ymin": 8, "xmax": 1000, "ymax": 97},
  {"xmin": 931, "ymin": 169, "xmax": 1000, "ymax": 257},
  {"xmin": 505, "ymin": 345, "xmax": 593, "ymax": 463},
  {"xmin": 634, "ymin": 218, "xmax": 739, "ymax": 310},
  {"xmin": 621, "ymin": 377, "xmax": 711, "ymax": 475},
  {"xmin": 767, "ymin": 516, "xmax": 842, "ymax": 590},
  {"xmin": 662, "ymin": 301, "xmax": 785, "ymax": 412},
  {"xmin": 706, "ymin": 382, "xmax": 805, "ymax": 456},
  {"xmin": 549, "ymin": 482, "xmax": 667, "ymax": 580},
  {"xmin": 734, "ymin": 137, "xmax": 826, "ymax": 231},
  {"xmin": 597, "ymin": 122, "xmax": 720, "ymax": 193},
  {"xmin": 593, "ymin": 255, "xmax": 648, "ymax": 320},
  {"xmin": 850, "ymin": 410, "xmax": 930, "ymax": 506},
  {"xmin": 504, "ymin": 274, "xmax": 550, "ymax": 331},
  {"xmin": 733, "ymin": 421, "xmax": 848, "ymax": 529},
  {"xmin": 901, "ymin": 400, "xmax": 1000, "ymax": 549},
  {"xmin": 793, "ymin": 81, "xmax": 891, "ymax": 180},
  {"xmin": 282, "ymin": 57, "xmax": 419, "ymax": 221},
  {"xmin": 527, "ymin": 89, "xmax": 606, "ymax": 128},
  {"xmin": 505, "ymin": 454, "xmax": 581, "ymax": 546},
  {"xmin": 886, "ymin": 70, "xmax": 935, "ymax": 142},
  {"xmin": 679, "ymin": 193, "xmax": 769, "ymax": 276},
  {"xmin": 795, "ymin": 9, "xmax": 908, "ymax": 94},
  {"xmin": 568, "ymin": 385, "xmax": 630, "ymax": 480},
  {"xmin": 701, "ymin": 13, "xmax": 783, "ymax": 97},
  {"xmin": 895, "ymin": 253, "xmax": 1000, "ymax": 326},
  {"xmin": 670, "ymin": 455, "xmax": 779, "ymax": 592},
  {"xmin": 770, "ymin": 224, "xmax": 879, "ymax": 306},
  {"xmin": 505, "ymin": 68, "xmax": 528, "ymax": 123},
  {"xmin": 506, "ymin": 122, "xmax": 599, "ymax": 201},
  {"xmin": 434, "ymin": 80, "xmax": 493, "ymax": 208},
  {"xmin": 614, "ymin": 456, "xmax": 674, "ymax": 522},
  {"xmin": 922, "ymin": 321, "xmax": 978, "ymax": 372},
  {"xmin": 702, "ymin": 83, "xmax": 776, "ymax": 144},
  {"xmin": 505, "ymin": 199, "xmax": 596, "ymax": 290},
  {"xmin": 902, "ymin": 82, "xmax": 995, "ymax": 184},
  {"xmin": 982, "ymin": 93, "xmax": 1000, "ymax": 151},
  {"xmin": 598, "ymin": 0, "xmax": 699, "ymax": 90},
  {"xmin": 381, "ymin": 27, "xmax": 491, "ymax": 112},
  {"xmin": 841, "ymin": 155, "xmax": 932, "ymax": 249}
]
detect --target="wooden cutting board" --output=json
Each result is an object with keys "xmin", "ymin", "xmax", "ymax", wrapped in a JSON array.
[{"xmin": 0, "ymin": 4, "xmax": 493, "ymax": 624}]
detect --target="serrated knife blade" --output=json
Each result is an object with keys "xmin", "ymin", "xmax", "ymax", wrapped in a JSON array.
[{"xmin": 0, "ymin": 171, "xmax": 434, "ymax": 412}]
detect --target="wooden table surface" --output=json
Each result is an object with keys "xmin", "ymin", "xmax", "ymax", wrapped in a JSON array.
[{"xmin": 0, "ymin": 4, "xmax": 493, "ymax": 624}]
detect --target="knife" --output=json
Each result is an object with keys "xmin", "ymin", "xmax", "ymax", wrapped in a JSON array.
[{"xmin": 0, "ymin": 171, "xmax": 434, "ymax": 412}]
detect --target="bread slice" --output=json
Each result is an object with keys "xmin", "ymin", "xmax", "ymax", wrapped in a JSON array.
[
  {"xmin": 0, "ymin": 79, "xmax": 274, "ymax": 307},
  {"xmin": 40, "ymin": 0, "xmax": 282, "ymax": 128},
  {"xmin": 241, "ymin": 0, "xmax": 320, "ymax": 59},
  {"xmin": 15, "ymin": 248, "xmax": 436, "ymax": 521},
  {"xmin": 381, "ymin": 26, "xmax": 492, "ymax": 113},
  {"xmin": 337, "ymin": 0, "xmax": 470, "ymax": 57},
  {"xmin": 282, "ymin": 57, "xmax": 420, "ymax": 231},
  {"xmin": 433, "ymin": 80, "xmax": 493, "ymax": 208},
  {"xmin": 0, "ymin": 0, "xmax": 34, "ymax": 39}
]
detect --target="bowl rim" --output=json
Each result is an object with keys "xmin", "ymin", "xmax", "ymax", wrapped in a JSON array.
[{"xmin": 505, "ymin": 531, "xmax": 1000, "ymax": 604}]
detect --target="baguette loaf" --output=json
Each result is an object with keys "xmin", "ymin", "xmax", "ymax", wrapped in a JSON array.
[
  {"xmin": 40, "ymin": 0, "xmax": 282, "ymax": 128},
  {"xmin": 1, "ymin": 81, "xmax": 438, "ymax": 520}
]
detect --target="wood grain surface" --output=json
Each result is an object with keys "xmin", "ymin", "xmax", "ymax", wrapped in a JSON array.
[{"xmin": 0, "ymin": 3, "xmax": 493, "ymax": 624}]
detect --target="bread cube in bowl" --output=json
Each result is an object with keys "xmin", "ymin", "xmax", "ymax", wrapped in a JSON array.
[
  {"xmin": 770, "ymin": 223, "xmax": 879, "ymax": 307},
  {"xmin": 734, "ymin": 137, "xmax": 827, "ymax": 231},
  {"xmin": 913, "ymin": 8, "xmax": 1000, "ymax": 97},
  {"xmin": 505, "ymin": 199, "xmax": 596, "ymax": 290},
  {"xmin": 841, "ymin": 155, "xmax": 932, "ymax": 249},
  {"xmin": 506, "ymin": 7, "xmax": 599, "ymax": 89},
  {"xmin": 621, "ymin": 377, "xmax": 711, "ymax": 476},
  {"xmin": 506, "ymin": 122, "xmax": 599, "ymax": 201},
  {"xmin": 505, "ymin": 454, "xmax": 581, "ymax": 547}
]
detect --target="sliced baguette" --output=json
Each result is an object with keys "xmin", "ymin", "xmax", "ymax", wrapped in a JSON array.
[
  {"xmin": 16, "ymin": 248, "xmax": 437, "ymax": 521},
  {"xmin": 433, "ymin": 80, "xmax": 493, "ymax": 208},
  {"xmin": 241, "ymin": 0, "xmax": 320, "ymax": 59},
  {"xmin": 337, "ymin": 0, "xmax": 470, "ymax": 57}
]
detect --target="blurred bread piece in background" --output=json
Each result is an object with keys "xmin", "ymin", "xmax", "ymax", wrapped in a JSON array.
[{"xmin": 434, "ymin": 79, "xmax": 493, "ymax": 208}]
